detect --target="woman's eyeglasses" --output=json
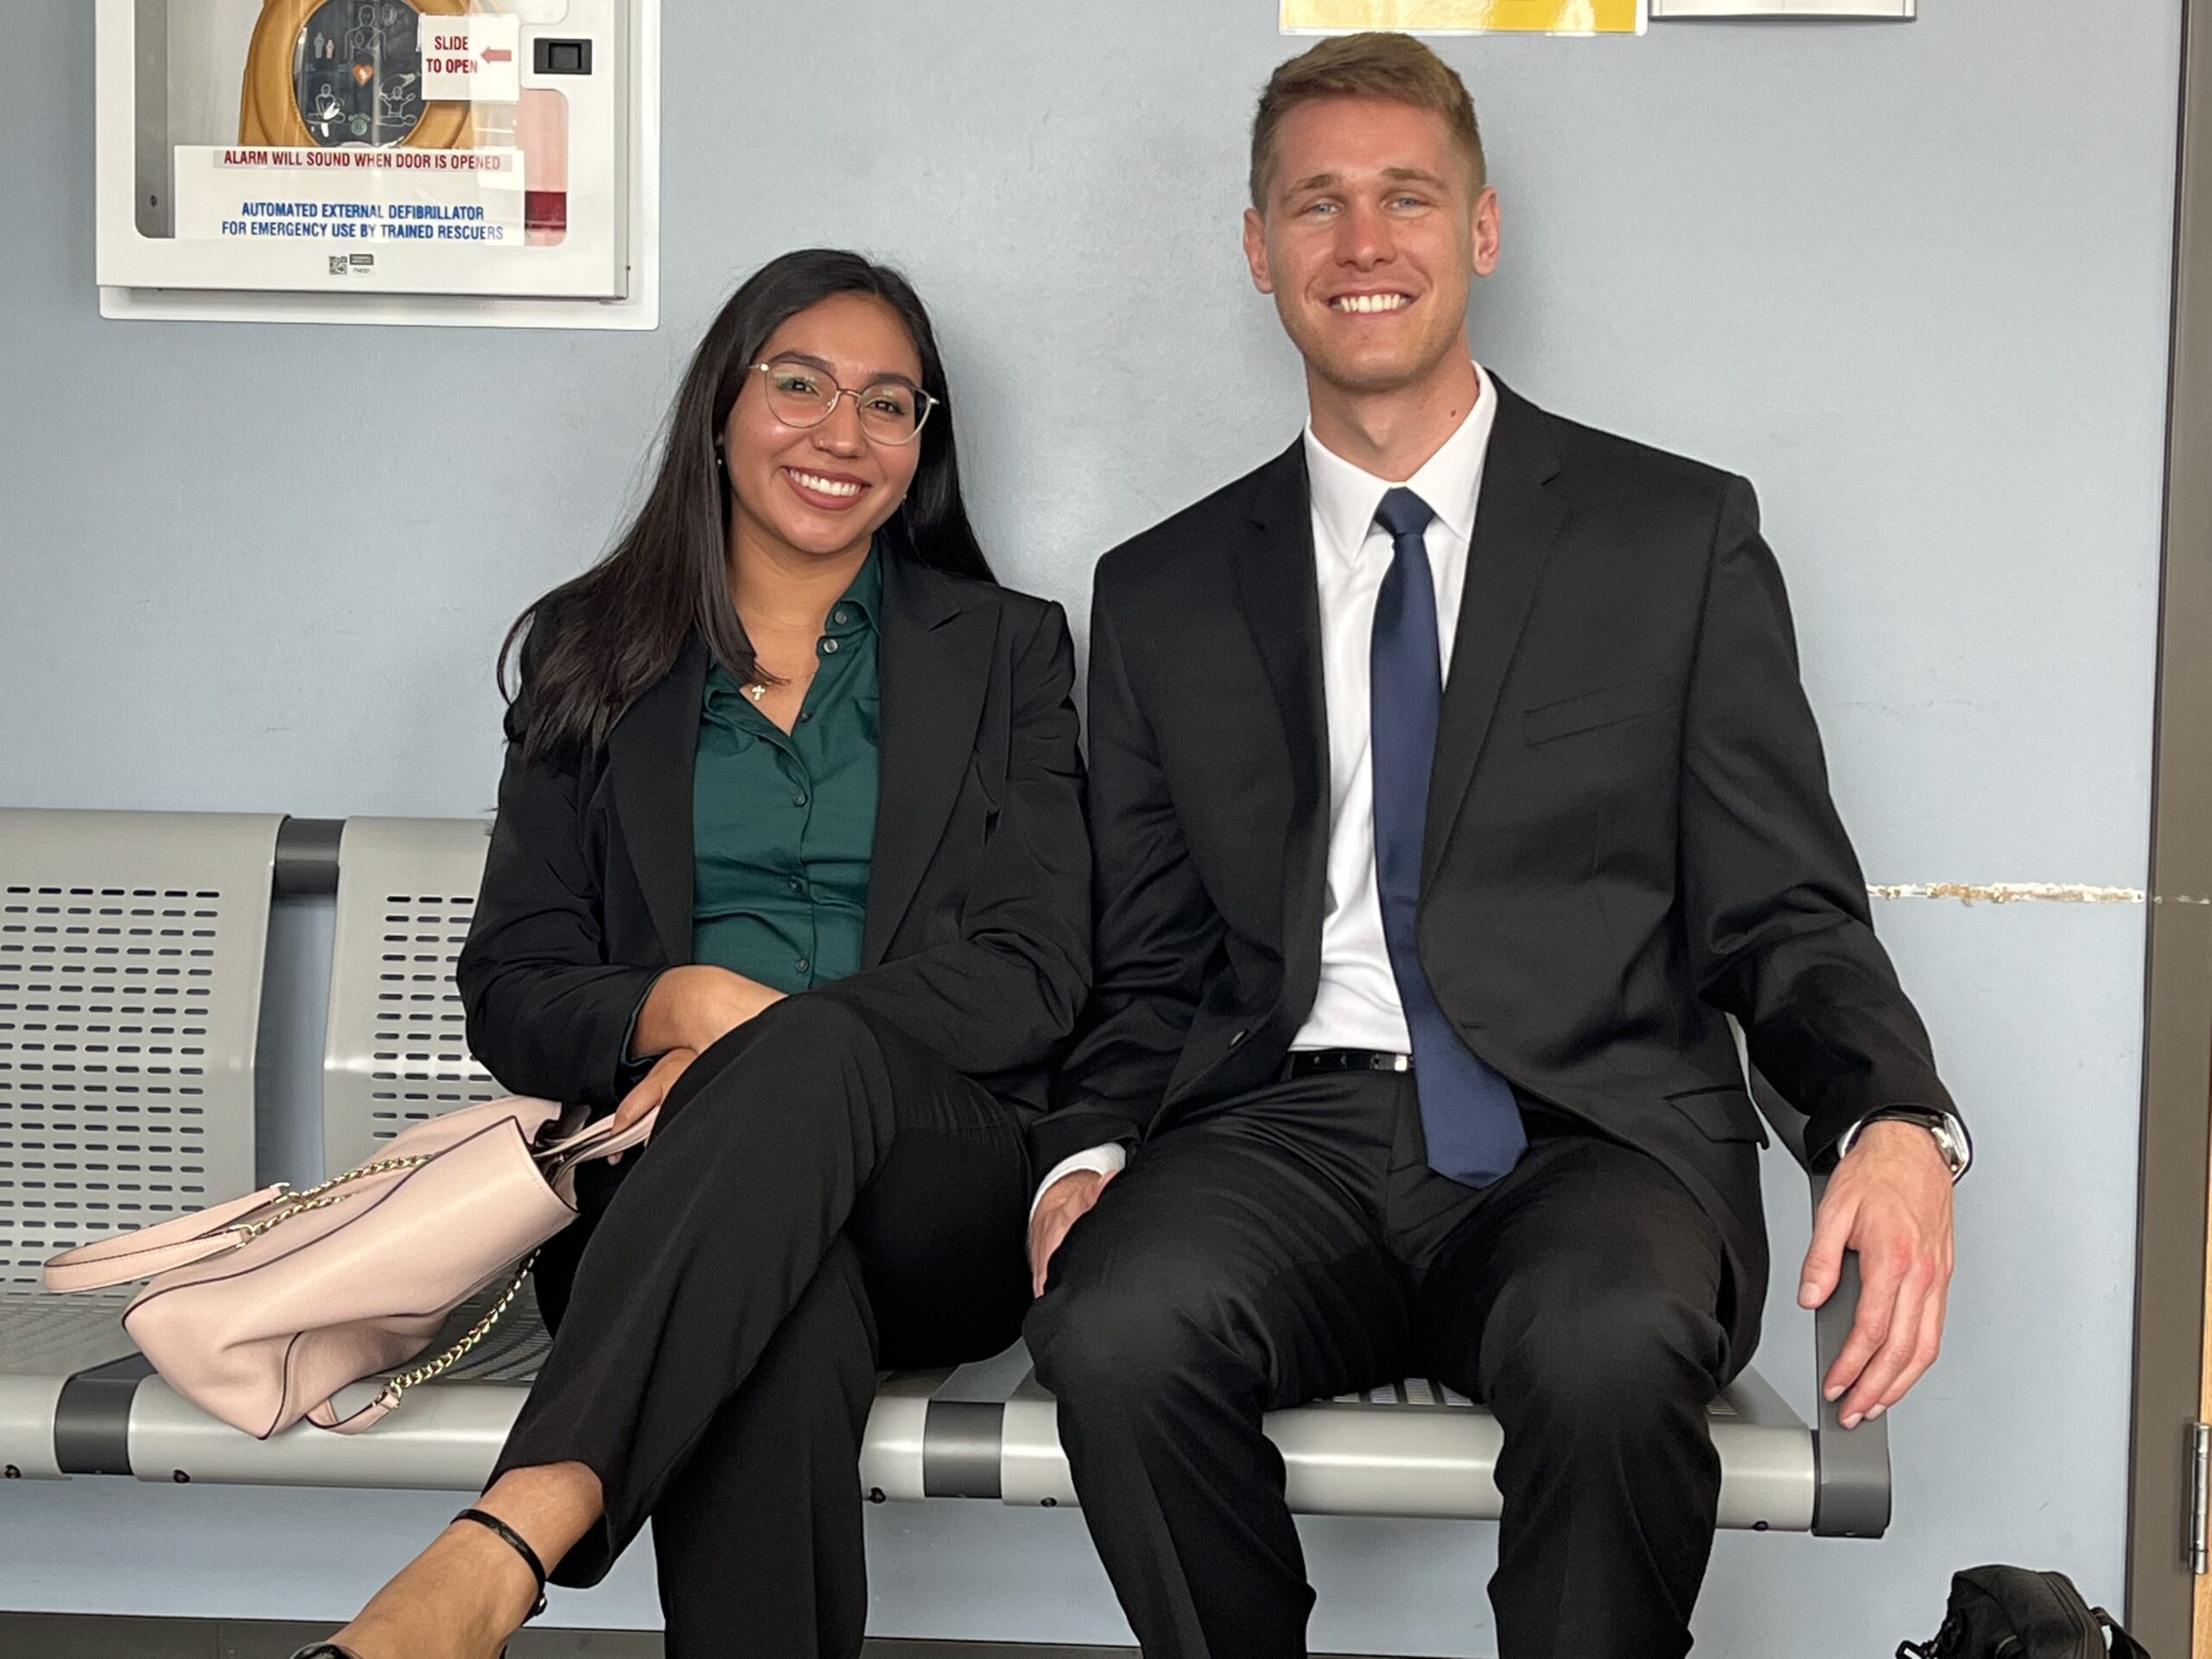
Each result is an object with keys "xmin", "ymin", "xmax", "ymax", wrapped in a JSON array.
[{"xmin": 751, "ymin": 360, "xmax": 938, "ymax": 446}]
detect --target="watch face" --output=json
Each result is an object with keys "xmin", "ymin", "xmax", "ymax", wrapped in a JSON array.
[{"xmin": 293, "ymin": 1, "xmax": 428, "ymax": 148}]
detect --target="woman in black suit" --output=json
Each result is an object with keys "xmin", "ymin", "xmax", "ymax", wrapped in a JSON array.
[{"xmin": 302, "ymin": 250, "xmax": 1090, "ymax": 1659}]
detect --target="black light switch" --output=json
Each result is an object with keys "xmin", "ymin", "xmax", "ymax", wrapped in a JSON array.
[{"xmin": 533, "ymin": 37, "xmax": 593, "ymax": 75}]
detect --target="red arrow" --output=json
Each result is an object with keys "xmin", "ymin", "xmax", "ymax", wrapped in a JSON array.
[{"xmin": 483, "ymin": 47, "xmax": 513, "ymax": 61}]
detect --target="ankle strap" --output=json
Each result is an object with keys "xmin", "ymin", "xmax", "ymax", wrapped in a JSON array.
[{"xmin": 453, "ymin": 1507, "xmax": 550, "ymax": 1622}]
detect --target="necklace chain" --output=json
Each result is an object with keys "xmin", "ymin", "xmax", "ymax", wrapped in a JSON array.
[{"xmin": 743, "ymin": 664, "xmax": 819, "ymax": 703}]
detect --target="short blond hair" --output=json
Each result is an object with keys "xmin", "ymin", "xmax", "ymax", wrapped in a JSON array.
[{"xmin": 1249, "ymin": 32, "xmax": 1486, "ymax": 210}]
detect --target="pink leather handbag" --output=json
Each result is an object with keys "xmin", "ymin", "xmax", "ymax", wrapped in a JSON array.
[{"xmin": 41, "ymin": 1096, "xmax": 654, "ymax": 1440}]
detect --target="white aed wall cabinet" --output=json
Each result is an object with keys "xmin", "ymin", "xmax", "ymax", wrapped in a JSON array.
[{"xmin": 95, "ymin": 0, "xmax": 660, "ymax": 328}]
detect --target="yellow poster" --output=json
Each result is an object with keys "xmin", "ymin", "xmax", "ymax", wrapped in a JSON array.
[{"xmin": 1281, "ymin": 0, "xmax": 1646, "ymax": 32}]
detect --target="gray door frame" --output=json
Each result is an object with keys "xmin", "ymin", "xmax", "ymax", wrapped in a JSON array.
[{"xmin": 2128, "ymin": 2, "xmax": 2212, "ymax": 1654}]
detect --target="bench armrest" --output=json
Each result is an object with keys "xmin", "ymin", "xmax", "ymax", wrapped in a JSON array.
[{"xmin": 1751, "ymin": 1069, "xmax": 1893, "ymax": 1539}]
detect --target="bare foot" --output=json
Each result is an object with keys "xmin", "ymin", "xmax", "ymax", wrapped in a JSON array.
[{"xmin": 322, "ymin": 1520, "xmax": 541, "ymax": 1659}]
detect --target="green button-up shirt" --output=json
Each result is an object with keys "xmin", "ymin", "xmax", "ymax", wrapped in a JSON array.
[{"xmin": 691, "ymin": 551, "xmax": 881, "ymax": 992}]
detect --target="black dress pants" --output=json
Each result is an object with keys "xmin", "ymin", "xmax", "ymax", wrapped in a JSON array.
[
  {"xmin": 495, "ymin": 994, "xmax": 1033, "ymax": 1659},
  {"xmin": 1025, "ymin": 1072, "xmax": 1732, "ymax": 1659}
]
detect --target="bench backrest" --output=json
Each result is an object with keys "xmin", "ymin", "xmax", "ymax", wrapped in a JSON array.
[
  {"xmin": 321, "ymin": 817, "xmax": 502, "ymax": 1177},
  {"xmin": 0, "ymin": 810, "xmax": 274, "ymax": 1295}
]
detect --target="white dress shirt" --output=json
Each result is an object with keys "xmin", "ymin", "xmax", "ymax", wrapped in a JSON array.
[
  {"xmin": 1033, "ymin": 367, "xmax": 1499, "ymax": 1211},
  {"xmin": 1292, "ymin": 360, "xmax": 1498, "ymax": 1053}
]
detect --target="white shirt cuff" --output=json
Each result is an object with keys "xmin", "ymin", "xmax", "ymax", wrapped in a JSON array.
[{"xmin": 1030, "ymin": 1144, "xmax": 1128, "ymax": 1220}]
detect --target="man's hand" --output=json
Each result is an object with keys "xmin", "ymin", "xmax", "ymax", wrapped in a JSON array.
[
  {"xmin": 1799, "ymin": 1120, "xmax": 1955, "ymax": 1428},
  {"xmin": 1029, "ymin": 1168, "xmax": 1116, "ymax": 1298},
  {"xmin": 606, "ymin": 1045, "xmax": 696, "ymax": 1164}
]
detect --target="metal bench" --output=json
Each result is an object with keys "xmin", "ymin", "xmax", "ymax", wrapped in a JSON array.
[{"xmin": 0, "ymin": 810, "xmax": 1888, "ymax": 1540}]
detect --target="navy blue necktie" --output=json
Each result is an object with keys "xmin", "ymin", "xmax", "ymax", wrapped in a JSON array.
[{"xmin": 1369, "ymin": 486, "xmax": 1527, "ymax": 1186}]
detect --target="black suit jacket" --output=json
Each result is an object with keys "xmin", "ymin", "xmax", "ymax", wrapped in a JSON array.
[
  {"xmin": 1044, "ymin": 379, "xmax": 1959, "ymax": 1358},
  {"xmin": 457, "ymin": 555, "xmax": 1092, "ymax": 1119}
]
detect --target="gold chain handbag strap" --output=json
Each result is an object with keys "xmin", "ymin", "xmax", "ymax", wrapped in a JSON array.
[
  {"xmin": 369, "ymin": 1251, "xmax": 540, "ymax": 1414},
  {"xmin": 229, "ymin": 1154, "xmax": 433, "ymax": 1243}
]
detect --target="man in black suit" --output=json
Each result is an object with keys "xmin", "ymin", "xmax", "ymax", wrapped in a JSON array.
[{"xmin": 1024, "ymin": 33, "xmax": 1968, "ymax": 1659}]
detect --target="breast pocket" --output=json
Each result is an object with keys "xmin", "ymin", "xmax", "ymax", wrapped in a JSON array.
[{"xmin": 1522, "ymin": 673, "xmax": 1679, "ymax": 747}]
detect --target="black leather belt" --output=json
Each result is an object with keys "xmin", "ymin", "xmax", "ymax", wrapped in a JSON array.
[{"xmin": 1284, "ymin": 1048, "xmax": 1414, "ymax": 1079}]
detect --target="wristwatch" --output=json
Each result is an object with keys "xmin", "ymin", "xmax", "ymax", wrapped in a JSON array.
[{"xmin": 1837, "ymin": 1108, "xmax": 1972, "ymax": 1183}]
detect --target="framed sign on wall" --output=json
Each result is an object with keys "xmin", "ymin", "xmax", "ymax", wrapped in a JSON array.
[
  {"xmin": 1650, "ymin": 1, "xmax": 1913, "ymax": 16},
  {"xmin": 1281, "ymin": 1, "xmax": 1647, "ymax": 33},
  {"xmin": 94, "ymin": 0, "xmax": 661, "ymax": 328}
]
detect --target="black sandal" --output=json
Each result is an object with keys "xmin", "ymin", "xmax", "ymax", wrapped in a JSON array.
[
  {"xmin": 285, "ymin": 1510, "xmax": 545, "ymax": 1659},
  {"xmin": 453, "ymin": 1505, "xmax": 551, "ymax": 1623}
]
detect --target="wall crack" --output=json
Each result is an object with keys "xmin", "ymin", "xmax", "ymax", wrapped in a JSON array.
[{"xmin": 1866, "ymin": 882, "xmax": 2211, "ymax": 906}]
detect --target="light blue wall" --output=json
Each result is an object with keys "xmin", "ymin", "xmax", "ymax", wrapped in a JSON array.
[{"xmin": 0, "ymin": 3, "xmax": 2180, "ymax": 1654}]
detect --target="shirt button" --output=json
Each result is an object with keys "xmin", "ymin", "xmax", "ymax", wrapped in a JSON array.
[
  {"xmin": 1229, "ymin": 1028, "xmax": 1249, "ymax": 1047},
  {"xmin": 789, "ymin": 877, "xmax": 803, "ymax": 893},
  {"xmin": 822, "ymin": 638, "xmax": 841, "ymax": 654},
  {"xmin": 796, "ymin": 957, "xmax": 810, "ymax": 976},
  {"xmin": 793, "ymin": 791, "xmax": 808, "ymax": 807},
  {"xmin": 833, "ymin": 609, "xmax": 849, "ymax": 625},
  {"xmin": 798, "ymin": 711, "xmax": 812, "ymax": 722}
]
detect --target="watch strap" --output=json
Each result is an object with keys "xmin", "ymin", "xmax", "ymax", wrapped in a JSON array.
[{"xmin": 1840, "ymin": 1107, "xmax": 1971, "ymax": 1181}]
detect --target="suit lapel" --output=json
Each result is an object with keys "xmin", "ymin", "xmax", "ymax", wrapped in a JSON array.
[
  {"xmin": 863, "ymin": 556, "xmax": 995, "ymax": 967},
  {"xmin": 607, "ymin": 632, "xmax": 708, "ymax": 967},
  {"xmin": 1236, "ymin": 441, "xmax": 1331, "ymax": 966},
  {"xmin": 1424, "ymin": 380, "xmax": 1569, "ymax": 887}
]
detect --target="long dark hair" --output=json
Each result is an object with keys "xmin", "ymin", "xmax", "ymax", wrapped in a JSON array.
[{"xmin": 500, "ymin": 249, "xmax": 992, "ymax": 762}]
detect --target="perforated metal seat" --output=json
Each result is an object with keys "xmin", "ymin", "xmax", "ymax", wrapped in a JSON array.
[{"xmin": 0, "ymin": 810, "xmax": 279, "ymax": 1478}]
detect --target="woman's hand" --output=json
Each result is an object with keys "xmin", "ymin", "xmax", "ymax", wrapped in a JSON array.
[
  {"xmin": 629, "ymin": 965, "xmax": 786, "ymax": 1059},
  {"xmin": 610, "ymin": 969, "xmax": 788, "ymax": 1164},
  {"xmin": 607, "ymin": 1046, "xmax": 697, "ymax": 1164}
]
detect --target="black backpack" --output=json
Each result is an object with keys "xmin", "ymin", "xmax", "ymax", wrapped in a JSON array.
[{"xmin": 1897, "ymin": 1567, "xmax": 2152, "ymax": 1658}]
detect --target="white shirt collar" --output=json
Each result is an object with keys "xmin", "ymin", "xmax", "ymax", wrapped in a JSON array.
[{"xmin": 1302, "ymin": 361, "xmax": 1497, "ymax": 568}]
